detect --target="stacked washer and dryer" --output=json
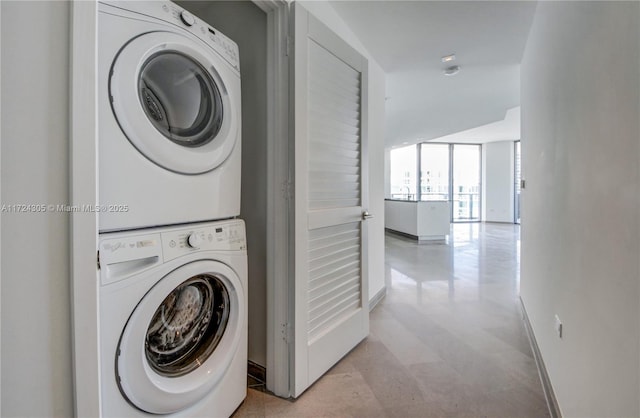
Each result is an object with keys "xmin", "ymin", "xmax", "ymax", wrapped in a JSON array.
[{"xmin": 96, "ymin": 1, "xmax": 247, "ymax": 417}]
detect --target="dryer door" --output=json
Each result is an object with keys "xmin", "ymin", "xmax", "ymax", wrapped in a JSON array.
[
  {"xmin": 117, "ymin": 260, "xmax": 245, "ymax": 414},
  {"xmin": 110, "ymin": 31, "xmax": 240, "ymax": 174}
]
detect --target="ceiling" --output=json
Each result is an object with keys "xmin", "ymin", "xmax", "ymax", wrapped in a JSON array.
[
  {"xmin": 430, "ymin": 106, "xmax": 520, "ymax": 144},
  {"xmin": 327, "ymin": 1, "xmax": 538, "ymax": 147}
]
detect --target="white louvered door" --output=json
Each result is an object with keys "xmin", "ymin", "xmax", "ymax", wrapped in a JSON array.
[{"xmin": 292, "ymin": 3, "xmax": 370, "ymax": 397}]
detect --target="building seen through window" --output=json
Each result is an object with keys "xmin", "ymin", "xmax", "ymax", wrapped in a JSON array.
[{"xmin": 389, "ymin": 142, "xmax": 481, "ymax": 222}]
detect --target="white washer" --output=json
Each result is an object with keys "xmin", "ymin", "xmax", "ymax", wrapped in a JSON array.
[
  {"xmin": 98, "ymin": 219, "xmax": 247, "ymax": 417},
  {"xmin": 98, "ymin": 1, "xmax": 241, "ymax": 232}
]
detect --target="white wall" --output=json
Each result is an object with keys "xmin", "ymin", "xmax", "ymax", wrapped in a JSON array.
[
  {"xmin": 482, "ymin": 140, "xmax": 514, "ymax": 223},
  {"xmin": 1, "ymin": 1, "xmax": 74, "ymax": 416},
  {"xmin": 384, "ymin": 148, "xmax": 391, "ymax": 199},
  {"xmin": 301, "ymin": 1, "xmax": 386, "ymax": 303},
  {"xmin": 178, "ymin": 0, "xmax": 268, "ymax": 368},
  {"xmin": 368, "ymin": 63, "xmax": 386, "ymax": 302},
  {"xmin": 520, "ymin": 2, "xmax": 639, "ymax": 416}
]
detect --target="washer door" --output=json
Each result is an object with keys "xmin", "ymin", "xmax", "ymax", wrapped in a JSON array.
[
  {"xmin": 110, "ymin": 31, "xmax": 239, "ymax": 174},
  {"xmin": 117, "ymin": 260, "xmax": 244, "ymax": 414}
]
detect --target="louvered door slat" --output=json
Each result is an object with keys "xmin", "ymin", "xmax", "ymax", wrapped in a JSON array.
[
  {"xmin": 309, "ymin": 174, "xmax": 360, "ymax": 186},
  {"xmin": 308, "ymin": 88, "xmax": 360, "ymax": 116},
  {"xmin": 310, "ymin": 125, "xmax": 360, "ymax": 144},
  {"xmin": 309, "ymin": 112, "xmax": 360, "ymax": 137},
  {"xmin": 310, "ymin": 145, "xmax": 359, "ymax": 161},
  {"xmin": 309, "ymin": 270, "xmax": 360, "ymax": 301},
  {"xmin": 308, "ymin": 296, "xmax": 360, "ymax": 340},
  {"xmin": 308, "ymin": 41, "xmax": 361, "ymax": 212},
  {"xmin": 309, "ymin": 283, "xmax": 360, "ymax": 322},
  {"xmin": 307, "ymin": 219, "xmax": 361, "ymax": 341}
]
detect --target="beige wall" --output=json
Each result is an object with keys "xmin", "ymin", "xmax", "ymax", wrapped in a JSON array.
[{"xmin": 520, "ymin": 2, "xmax": 640, "ymax": 416}]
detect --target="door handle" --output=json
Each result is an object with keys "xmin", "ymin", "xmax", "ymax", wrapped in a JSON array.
[{"xmin": 362, "ymin": 211, "xmax": 373, "ymax": 220}]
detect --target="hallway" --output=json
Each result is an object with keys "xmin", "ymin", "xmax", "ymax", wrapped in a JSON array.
[{"xmin": 234, "ymin": 223, "xmax": 549, "ymax": 417}]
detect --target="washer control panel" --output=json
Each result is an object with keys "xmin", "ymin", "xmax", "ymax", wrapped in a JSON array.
[
  {"xmin": 161, "ymin": 219, "xmax": 246, "ymax": 262},
  {"xmin": 99, "ymin": 219, "xmax": 246, "ymax": 285}
]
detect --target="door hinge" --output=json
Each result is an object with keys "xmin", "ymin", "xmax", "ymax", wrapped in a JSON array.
[
  {"xmin": 283, "ymin": 323, "xmax": 293, "ymax": 344},
  {"xmin": 285, "ymin": 36, "xmax": 292, "ymax": 57},
  {"xmin": 281, "ymin": 180, "xmax": 293, "ymax": 201},
  {"xmin": 97, "ymin": 250, "xmax": 101, "ymax": 270}
]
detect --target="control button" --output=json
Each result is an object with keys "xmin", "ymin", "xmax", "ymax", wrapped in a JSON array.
[
  {"xmin": 180, "ymin": 10, "xmax": 196, "ymax": 26},
  {"xmin": 208, "ymin": 233, "xmax": 213, "ymax": 242},
  {"xmin": 187, "ymin": 233, "xmax": 202, "ymax": 248},
  {"xmin": 169, "ymin": 240, "xmax": 176, "ymax": 248}
]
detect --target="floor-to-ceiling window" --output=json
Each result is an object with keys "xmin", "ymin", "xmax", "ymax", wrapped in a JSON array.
[
  {"xmin": 389, "ymin": 145, "xmax": 417, "ymax": 200},
  {"xmin": 390, "ymin": 142, "xmax": 482, "ymax": 222},
  {"xmin": 452, "ymin": 144, "xmax": 481, "ymax": 222},
  {"xmin": 420, "ymin": 143, "xmax": 449, "ymax": 201}
]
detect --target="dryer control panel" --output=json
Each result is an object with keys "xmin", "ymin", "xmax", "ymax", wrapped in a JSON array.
[
  {"xmin": 160, "ymin": 2, "xmax": 240, "ymax": 71},
  {"xmin": 99, "ymin": 1, "xmax": 240, "ymax": 72}
]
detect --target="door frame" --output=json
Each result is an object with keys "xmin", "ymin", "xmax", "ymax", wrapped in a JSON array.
[
  {"xmin": 69, "ymin": 2, "xmax": 100, "ymax": 416},
  {"xmin": 252, "ymin": 0, "xmax": 291, "ymax": 398}
]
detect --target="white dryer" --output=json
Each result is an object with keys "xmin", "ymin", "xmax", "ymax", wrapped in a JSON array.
[
  {"xmin": 98, "ymin": 219, "xmax": 247, "ymax": 417},
  {"xmin": 98, "ymin": 1, "xmax": 241, "ymax": 232}
]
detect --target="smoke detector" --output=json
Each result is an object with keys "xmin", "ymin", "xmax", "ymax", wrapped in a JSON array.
[{"xmin": 443, "ymin": 65, "xmax": 460, "ymax": 76}]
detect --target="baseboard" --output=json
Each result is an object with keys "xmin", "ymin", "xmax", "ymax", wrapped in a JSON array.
[
  {"xmin": 482, "ymin": 220, "xmax": 518, "ymax": 225},
  {"xmin": 385, "ymin": 228, "xmax": 419, "ymax": 240},
  {"xmin": 368, "ymin": 286, "xmax": 386, "ymax": 312},
  {"xmin": 385, "ymin": 228, "xmax": 446, "ymax": 243},
  {"xmin": 247, "ymin": 360, "xmax": 266, "ymax": 391},
  {"xmin": 519, "ymin": 297, "xmax": 562, "ymax": 418}
]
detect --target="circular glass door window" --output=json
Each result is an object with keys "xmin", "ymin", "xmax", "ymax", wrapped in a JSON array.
[
  {"xmin": 145, "ymin": 274, "xmax": 230, "ymax": 378},
  {"xmin": 138, "ymin": 51, "xmax": 224, "ymax": 147}
]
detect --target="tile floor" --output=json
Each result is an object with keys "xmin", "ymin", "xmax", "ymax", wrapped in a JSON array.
[{"xmin": 233, "ymin": 223, "xmax": 549, "ymax": 417}]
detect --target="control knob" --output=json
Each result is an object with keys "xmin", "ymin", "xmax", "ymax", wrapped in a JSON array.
[
  {"xmin": 180, "ymin": 10, "xmax": 196, "ymax": 27},
  {"xmin": 187, "ymin": 232, "xmax": 202, "ymax": 248}
]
